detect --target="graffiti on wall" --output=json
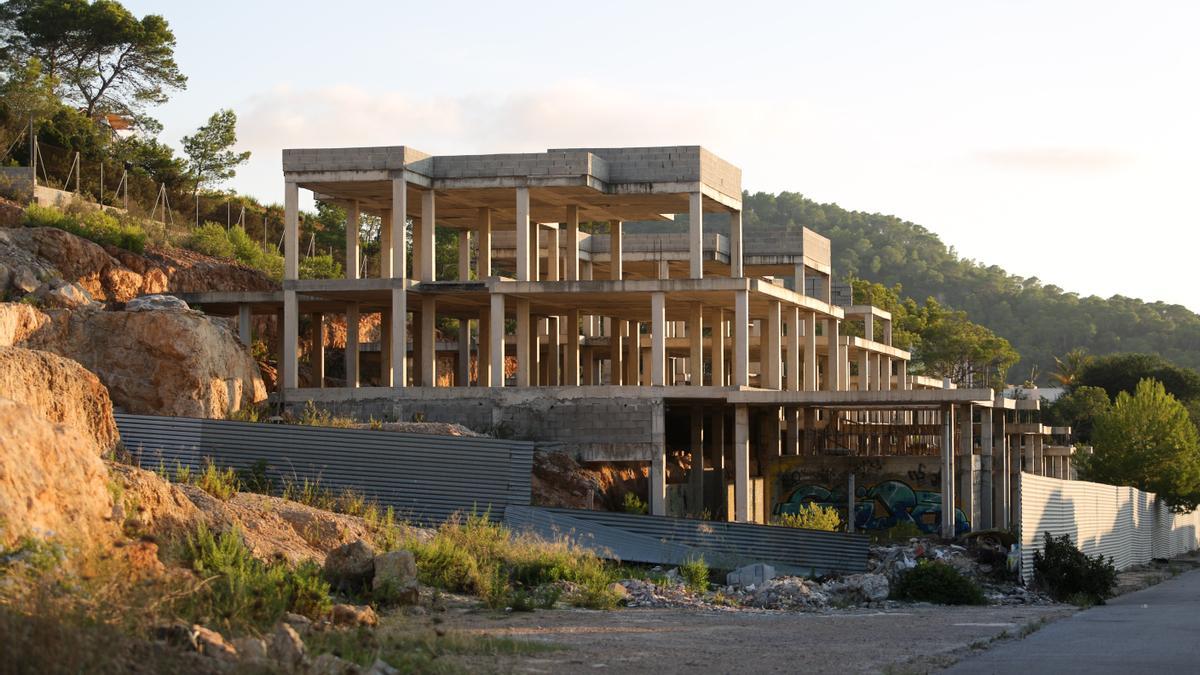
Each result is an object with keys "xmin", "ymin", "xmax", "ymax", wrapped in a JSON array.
[{"xmin": 772, "ymin": 461, "xmax": 970, "ymax": 536}]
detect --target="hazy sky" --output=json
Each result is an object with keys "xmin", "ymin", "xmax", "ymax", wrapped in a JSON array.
[{"xmin": 125, "ymin": 0, "xmax": 1200, "ymax": 310}]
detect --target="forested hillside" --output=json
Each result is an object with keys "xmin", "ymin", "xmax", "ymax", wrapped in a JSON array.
[{"xmin": 739, "ymin": 192, "xmax": 1200, "ymax": 381}]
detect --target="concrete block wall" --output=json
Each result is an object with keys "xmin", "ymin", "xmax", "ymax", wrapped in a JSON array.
[{"xmin": 282, "ymin": 146, "xmax": 426, "ymax": 172}]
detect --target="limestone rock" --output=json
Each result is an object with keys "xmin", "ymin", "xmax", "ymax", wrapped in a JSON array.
[
  {"xmin": 324, "ymin": 540, "xmax": 377, "ymax": 591},
  {"xmin": 0, "ymin": 301, "xmax": 49, "ymax": 345},
  {"xmin": 107, "ymin": 462, "xmax": 206, "ymax": 538},
  {"xmin": 373, "ymin": 550, "xmax": 419, "ymax": 605},
  {"xmin": 0, "ymin": 346, "xmax": 118, "ymax": 450},
  {"xmin": 192, "ymin": 625, "xmax": 238, "ymax": 662},
  {"xmin": 331, "ymin": 603, "xmax": 378, "ymax": 627},
  {"xmin": 125, "ymin": 293, "xmax": 189, "ymax": 312},
  {"xmin": 231, "ymin": 636, "xmax": 268, "ymax": 662},
  {"xmin": 33, "ymin": 280, "xmax": 95, "ymax": 309},
  {"xmin": 269, "ymin": 622, "xmax": 306, "ymax": 668},
  {"xmin": 0, "ymin": 397, "xmax": 115, "ymax": 548}
]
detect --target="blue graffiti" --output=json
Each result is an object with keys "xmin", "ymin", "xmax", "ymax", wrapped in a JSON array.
[{"xmin": 774, "ymin": 479, "xmax": 970, "ymax": 536}]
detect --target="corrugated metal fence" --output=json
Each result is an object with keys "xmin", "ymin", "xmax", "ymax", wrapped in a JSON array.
[
  {"xmin": 506, "ymin": 505, "xmax": 869, "ymax": 576},
  {"xmin": 1020, "ymin": 472, "xmax": 1200, "ymax": 581},
  {"xmin": 115, "ymin": 414, "xmax": 535, "ymax": 525}
]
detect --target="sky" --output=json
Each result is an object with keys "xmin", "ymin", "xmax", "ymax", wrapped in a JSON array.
[{"xmin": 124, "ymin": 0, "xmax": 1200, "ymax": 310}]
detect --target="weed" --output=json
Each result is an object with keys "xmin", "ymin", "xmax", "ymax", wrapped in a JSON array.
[
  {"xmin": 773, "ymin": 503, "xmax": 842, "ymax": 532},
  {"xmin": 679, "ymin": 556, "xmax": 710, "ymax": 592},
  {"xmin": 1018, "ymin": 617, "xmax": 1049, "ymax": 638},
  {"xmin": 892, "ymin": 560, "xmax": 986, "ymax": 605},
  {"xmin": 1033, "ymin": 532, "xmax": 1117, "ymax": 604},
  {"xmin": 622, "ymin": 492, "xmax": 648, "ymax": 515},
  {"xmin": 305, "ymin": 626, "xmax": 556, "ymax": 672},
  {"xmin": 237, "ymin": 459, "xmax": 273, "ymax": 494},
  {"xmin": 294, "ymin": 401, "xmax": 355, "ymax": 428},
  {"xmin": 195, "ymin": 459, "xmax": 240, "ymax": 500},
  {"xmin": 0, "ymin": 537, "xmax": 65, "ymax": 575},
  {"xmin": 282, "ymin": 475, "xmax": 337, "ymax": 510}
]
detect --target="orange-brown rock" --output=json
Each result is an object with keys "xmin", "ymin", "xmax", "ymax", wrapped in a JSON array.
[{"xmin": 0, "ymin": 346, "xmax": 118, "ymax": 451}]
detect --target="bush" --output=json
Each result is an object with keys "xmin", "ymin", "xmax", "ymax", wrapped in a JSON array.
[
  {"xmin": 679, "ymin": 556, "xmax": 709, "ymax": 592},
  {"xmin": 195, "ymin": 459, "xmax": 241, "ymax": 500},
  {"xmin": 183, "ymin": 223, "xmax": 284, "ymax": 280},
  {"xmin": 773, "ymin": 503, "xmax": 842, "ymax": 532},
  {"xmin": 185, "ymin": 222, "xmax": 235, "ymax": 258},
  {"xmin": 300, "ymin": 253, "xmax": 343, "ymax": 280},
  {"xmin": 1033, "ymin": 532, "xmax": 1117, "ymax": 604},
  {"xmin": 178, "ymin": 524, "xmax": 332, "ymax": 634},
  {"xmin": 24, "ymin": 204, "xmax": 147, "ymax": 253},
  {"xmin": 622, "ymin": 492, "xmax": 648, "ymax": 515},
  {"xmin": 892, "ymin": 560, "xmax": 986, "ymax": 605}
]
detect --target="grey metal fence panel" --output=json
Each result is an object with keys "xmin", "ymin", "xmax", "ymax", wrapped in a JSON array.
[
  {"xmin": 115, "ymin": 414, "xmax": 535, "ymax": 525},
  {"xmin": 506, "ymin": 506, "xmax": 868, "ymax": 576}
]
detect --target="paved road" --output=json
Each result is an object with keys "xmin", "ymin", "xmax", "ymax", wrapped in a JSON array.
[{"xmin": 946, "ymin": 568, "xmax": 1200, "ymax": 674}]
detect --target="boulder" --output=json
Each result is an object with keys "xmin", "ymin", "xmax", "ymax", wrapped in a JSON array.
[
  {"xmin": 373, "ymin": 550, "xmax": 419, "ymax": 605},
  {"xmin": 231, "ymin": 637, "xmax": 268, "ymax": 662},
  {"xmin": 33, "ymin": 280, "xmax": 95, "ymax": 309},
  {"xmin": 0, "ymin": 346, "xmax": 118, "ymax": 451},
  {"xmin": 192, "ymin": 625, "xmax": 238, "ymax": 662},
  {"xmin": 726, "ymin": 563, "xmax": 776, "ymax": 588},
  {"xmin": 308, "ymin": 653, "xmax": 361, "ymax": 675},
  {"xmin": 125, "ymin": 294, "xmax": 189, "ymax": 312},
  {"xmin": 324, "ymin": 540, "xmax": 377, "ymax": 591},
  {"xmin": 269, "ymin": 623, "xmax": 305, "ymax": 668},
  {"xmin": 331, "ymin": 603, "xmax": 378, "ymax": 627},
  {"xmin": 0, "ymin": 397, "xmax": 115, "ymax": 548},
  {"xmin": 0, "ymin": 301, "xmax": 49, "ymax": 345},
  {"xmin": 107, "ymin": 462, "xmax": 206, "ymax": 538}
]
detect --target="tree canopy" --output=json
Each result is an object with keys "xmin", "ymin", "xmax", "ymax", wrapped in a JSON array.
[
  {"xmin": 181, "ymin": 109, "xmax": 251, "ymax": 190},
  {"xmin": 1076, "ymin": 353, "xmax": 1200, "ymax": 404}
]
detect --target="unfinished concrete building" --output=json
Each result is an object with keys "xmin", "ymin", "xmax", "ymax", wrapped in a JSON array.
[{"xmin": 186, "ymin": 144, "xmax": 1072, "ymax": 538}]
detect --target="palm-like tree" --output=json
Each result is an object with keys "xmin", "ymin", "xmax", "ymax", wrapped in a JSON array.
[{"xmin": 1051, "ymin": 348, "xmax": 1092, "ymax": 387}]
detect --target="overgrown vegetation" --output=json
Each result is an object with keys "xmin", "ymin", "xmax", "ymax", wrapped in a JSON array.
[
  {"xmin": 679, "ymin": 556, "xmax": 710, "ymax": 592},
  {"xmin": 185, "ymin": 221, "xmax": 283, "ymax": 278},
  {"xmin": 24, "ymin": 203, "xmax": 148, "ymax": 252},
  {"xmin": 892, "ymin": 560, "xmax": 986, "ymax": 605},
  {"xmin": 622, "ymin": 492, "xmax": 648, "ymax": 515},
  {"xmin": 306, "ymin": 625, "xmax": 557, "ymax": 672},
  {"xmin": 1032, "ymin": 532, "xmax": 1117, "ymax": 605},
  {"xmin": 159, "ymin": 458, "xmax": 241, "ymax": 500},
  {"xmin": 176, "ymin": 524, "xmax": 332, "ymax": 634},
  {"xmin": 773, "ymin": 503, "xmax": 843, "ymax": 532}
]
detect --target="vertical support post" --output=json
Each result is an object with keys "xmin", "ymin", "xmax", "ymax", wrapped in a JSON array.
[
  {"xmin": 848, "ymin": 473, "xmax": 856, "ymax": 533},
  {"xmin": 391, "ymin": 288, "xmax": 406, "ymax": 387},
  {"xmin": 346, "ymin": 201, "xmax": 360, "ymax": 279},
  {"xmin": 998, "ymin": 403, "xmax": 1011, "ymax": 529},
  {"xmin": 309, "ymin": 313, "xmax": 324, "ymax": 387},
  {"xmin": 565, "ymin": 309, "xmax": 580, "ymax": 386},
  {"xmin": 650, "ymin": 400, "xmax": 666, "ymax": 516},
  {"xmin": 345, "ymin": 302, "xmax": 359, "ymax": 388},
  {"xmin": 516, "ymin": 299, "xmax": 531, "ymax": 386},
  {"xmin": 858, "ymin": 349, "xmax": 870, "ymax": 391},
  {"xmin": 689, "ymin": 191, "xmax": 704, "ymax": 278},
  {"xmin": 733, "ymin": 291, "xmax": 750, "ymax": 387},
  {"xmin": 237, "ymin": 304, "xmax": 252, "ymax": 347},
  {"xmin": 489, "ymin": 294, "xmax": 505, "ymax": 387},
  {"xmin": 515, "ymin": 189, "xmax": 531, "ymax": 281},
  {"xmin": 565, "ymin": 206, "xmax": 579, "ymax": 281},
  {"xmin": 390, "ymin": 176, "xmax": 408, "ymax": 388},
  {"xmin": 804, "ymin": 312, "xmax": 817, "ymax": 390},
  {"xmin": 546, "ymin": 317, "xmax": 560, "ymax": 386},
  {"xmin": 611, "ymin": 319, "xmax": 625, "ymax": 386},
  {"xmin": 546, "ymin": 225, "xmax": 560, "ymax": 282},
  {"xmin": 729, "ymin": 210, "xmax": 743, "ymax": 278},
  {"xmin": 391, "ymin": 176, "xmax": 408, "ymax": 279},
  {"xmin": 688, "ymin": 302, "xmax": 704, "ymax": 386},
  {"xmin": 651, "ymin": 293, "xmax": 666, "ymax": 386},
  {"xmin": 688, "ymin": 407, "xmax": 705, "ymax": 516},
  {"xmin": 457, "ymin": 319, "xmax": 470, "ymax": 387},
  {"xmin": 786, "ymin": 307, "xmax": 800, "ymax": 391},
  {"xmin": 733, "ymin": 405, "xmax": 751, "ymax": 522},
  {"xmin": 283, "ymin": 291, "xmax": 298, "ymax": 390},
  {"xmin": 284, "ymin": 181, "xmax": 299, "ymax": 280},
  {"xmin": 941, "ymin": 404, "xmax": 957, "ymax": 539},
  {"xmin": 793, "ymin": 263, "xmax": 805, "ymax": 293},
  {"xmin": 420, "ymin": 191, "xmax": 435, "ymax": 282},
  {"xmin": 765, "ymin": 300, "xmax": 782, "ymax": 389},
  {"xmin": 458, "ymin": 230, "xmax": 470, "ymax": 281},
  {"xmin": 960, "ymin": 403, "xmax": 975, "ymax": 530},
  {"xmin": 421, "ymin": 297, "xmax": 436, "ymax": 386},
  {"xmin": 626, "ymin": 321, "xmax": 641, "ymax": 386},
  {"xmin": 825, "ymin": 319, "xmax": 841, "ymax": 391},
  {"xmin": 610, "ymin": 220, "xmax": 623, "ymax": 280},
  {"xmin": 380, "ymin": 209, "xmax": 392, "ymax": 278},
  {"xmin": 477, "ymin": 207, "xmax": 492, "ymax": 278},
  {"xmin": 710, "ymin": 310, "xmax": 725, "ymax": 387},
  {"xmin": 980, "ymin": 406, "xmax": 994, "ymax": 529}
]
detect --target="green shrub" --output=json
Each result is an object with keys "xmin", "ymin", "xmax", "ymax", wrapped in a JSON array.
[
  {"xmin": 679, "ymin": 556, "xmax": 710, "ymax": 592},
  {"xmin": 195, "ymin": 459, "xmax": 241, "ymax": 500},
  {"xmin": 178, "ymin": 524, "xmax": 332, "ymax": 634},
  {"xmin": 773, "ymin": 503, "xmax": 842, "ymax": 532},
  {"xmin": 24, "ymin": 204, "xmax": 147, "ymax": 253},
  {"xmin": 183, "ymin": 223, "xmax": 284, "ymax": 279},
  {"xmin": 622, "ymin": 492, "xmax": 648, "ymax": 515},
  {"xmin": 892, "ymin": 560, "xmax": 986, "ymax": 605},
  {"xmin": 1033, "ymin": 532, "xmax": 1117, "ymax": 604},
  {"xmin": 186, "ymin": 222, "xmax": 236, "ymax": 259},
  {"xmin": 300, "ymin": 253, "xmax": 343, "ymax": 280}
]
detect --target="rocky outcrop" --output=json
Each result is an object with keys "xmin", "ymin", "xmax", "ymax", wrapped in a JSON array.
[
  {"xmin": 1, "ymin": 303, "xmax": 266, "ymax": 418},
  {"xmin": 0, "ymin": 346, "xmax": 118, "ymax": 450},
  {"xmin": 0, "ymin": 397, "xmax": 115, "ymax": 548}
]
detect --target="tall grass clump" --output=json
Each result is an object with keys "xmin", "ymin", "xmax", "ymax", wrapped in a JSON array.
[
  {"xmin": 772, "ymin": 503, "xmax": 842, "ymax": 532},
  {"xmin": 679, "ymin": 556, "xmax": 710, "ymax": 592}
]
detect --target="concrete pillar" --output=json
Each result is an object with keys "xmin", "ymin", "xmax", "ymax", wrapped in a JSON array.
[
  {"xmin": 565, "ymin": 309, "xmax": 580, "ymax": 386},
  {"xmin": 730, "ymin": 210, "xmax": 743, "ymax": 278},
  {"xmin": 959, "ymin": 404, "xmax": 975, "ymax": 530},
  {"xmin": 489, "ymin": 294, "xmax": 505, "ymax": 387},
  {"xmin": 804, "ymin": 312, "xmax": 817, "ymax": 390},
  {"xmin": 309, "ymin": 313, "xmax": 324, "ymax": 387},
  {"xmin": 345, "ymin": 303, "xmax": 359, "ymax": 388},
  {"xmin": 611, "ymin": 318, "xmax": 625, "ymax": 386},
  {"xmin": 651, "ymin": 293, "xmax": 666, "ymax": 386},
  {"xmin": 883, "ymin": 357, "xmax": 893, "ymax": 391},
  {"xmin": 610, "ymin": 220, "xmax": 623, "ymax": 280},
  {"xmin": 650, "ymin": 401, "xmax": 666, "ymax": 516},
  {"xmin": 689, "ymin": 191, "xmax": 704, "ymax": 279},
  {"xmin": 786, "ymin": 406, "xmax": 800, "ymax": 455},
  {"xmin": 657, "ymin": 259, "xmax": 670, "ymax": 280},
  {"xmin": 565, "ymin": 206, "xmax": 579, "ymax": 281},
  {"xmin": 546, "ymin": 225, "xmax": 560, "ymax": 282},
  {"xmin": 864, "ymin": 314, "xmax": 875, "ymax": 342},
  {"xmin": 458, "ymin": 230, "xmax": 470, "ymax": 281},
  {"xmin": 793, "ymin": 263, "xmax": 805, "ymax": 293},
  {"xmin": 883, "ymin": 319, "xmax": 893, "ymax": 346},
  {"xmin": 626, "ymin": 321, "xmax": 640, "ymax": 387},
  {"xmin": 237, "ymin": 304, "xmax": 252, "ymax": 347},
  {"xmin": 711, "ymin": 410, "xmax": 726, "ymax": 477},
  {"xmin": 688, "ymin": 407, "xmax": 704, "ymax": 516},
  {"xmin": 477, "ymin": 207, "xmax": 492, "ymax": 278},
  {"xmin": 380, "ymin": 209, "xmax": 393, "ymax": 278},
  {"xmin": 457, "ymin": 319, "xmax": 470, "ymax": 387},
  {"xmin": 421, "ymin": 297, "xmax": 436, "ymax": 386},
  {"xmin": 283, "ymin": 291, "xmax": 298, "ymax": 390},
  {"xmin": 390, "ymin": 289, "xmax": 407, "ymax": 387},
  {"xmin": 345, "ymin": 200, "xmax": 360, "ymax": 280},
  {"xmin": 516, "ymin": 188, "xmax": 531, "ymax": 281},
  {"xmin": 858, "ymin": 349, "xmax": 870, "ymax": 391},
  {"xmin": 711, "ymin": 310, "xmax": 725, "ymax": 386},
  {"xmin": 733, "ymin": 291, "xmax": 750, "ymax": 387},
  {"xmin": 284, "ymin": 181, "xmax": 299, "ymax": 280},
  {"xmin": 419, "ymin": 191, "xmax": 435, "ymax": 282},
  {"xmin": 825, "ymin": 320, "xmax": 840, "ymax": 391},
  {"xmin": 898, "ymin": 359, "xmax": 909, "ymax": 390},
  {"xmin": 688, "ymin": 302, "xmax": 703, "ymax": 386},
  {"xmin": 391, "ymin": 176, "xmax": 409, "ymax": 277},
  {"xmin": 803, "ymin": 407, "xmax": 816, "ymax": 454},
  {"xmin": 733, "ymin": 404, "xmax": 751, "ymax": 522},
  {"xmin": 765, "ymin": 301, "xmax": 782, "ymax": 389},
  {"xmin": 940, "ymin": 404, "xmax": 956, "ymax": 539},
  {"xmin": 516, "ymin": 299, "xmax": 531, "ymax": 387},
  {"xmin": 786, "ymin": 307, "xmax": 800, "ymax": 391},
  {"xmin": 546, "ymin": 317, "xmax": 560, "ymax": 386},
  {"xmin": 380, "ymin": 309, "xmax": 391, "ymax": 384},
  {"xmin": 980, "ymin": 406, "xmax": 994, "ymax": 529},
  {"xmin": 997, "ymin": 404, "xmax": 1010, "ymax": 529}
]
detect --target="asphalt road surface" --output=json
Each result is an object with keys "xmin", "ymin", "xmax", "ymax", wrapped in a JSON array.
[{"xmin": 946, "ymin": 568, "xmax": 1200, "ymax": 674}]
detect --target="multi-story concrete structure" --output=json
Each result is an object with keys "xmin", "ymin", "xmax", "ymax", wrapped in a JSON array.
[{"xmin": 187, "ymin": 144, "xmax": 1070, "ymax": 537}]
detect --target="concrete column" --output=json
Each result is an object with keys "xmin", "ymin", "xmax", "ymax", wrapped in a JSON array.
[
  {"xmin": 651, "ymin": 293, "xmax": 666, "ymax": 386},
  {"xmin": 803, "ymin": 407, "xmax": 816, "ymax": 454},
  {"xmin": 516, "ymin": 299, "xmax": 531, "ymax": 387},
  {"xmin": 565, "ymin": 309, "xmax": 580, "ymax": 386},
  {"xmin": 980, "ymin": 406, "xmax": 994, "ymax": 529},
  {"xmin": 388, "ymin": 177, "xmax": 408, "ymax": 386},
  {"xmin": 529, "ymin": 221, "xmax": 540, "ymax": 282},
  {"xmin": 858, "ymin": 349, "xmax": 870, "ymax": 391},
  {"xmin": 733, "ymin": 404, "xmax": 751, "ymax": 522},
  {"xmin": 765, "ymin": 301, "xmax": 782, "ymax": 389},
  {"xmin": 650, "ymin": 401, "xmax": 666, "ymax": 516},
  {"xmin": 475, "ymin": 207, "xmax": 492, "ymax": 278},
  {"xmin": 345, "ymin": 303, "xmax": 359, "ymax": 388},
  {"xmin": 729, "ymin": 210, "xmax": 743, "ymax": 278},
  {"xmin": 786, "ymin": 406, "xmax": 800, "ymax": 455},
  {"xmin": 883, "ymin": 319, "xmax": 893, "ymax": 346},
  {"xmin": 390, "ymin": 289, "xmax": 407, "ymax": 387},
  {"xmin": 997, "ymin": 404, "xmax": 1010, "ymax": 529},
  {"xmin": 840, "ymin": 343, "xmax": 851, "ymax": 391},
  {"xmin": 626, "ymin": 321, "xmax": 640, "ymax": 387},
  {"xmin": 457, "ymin": 319, "xmax": 470, "ymax": 386},
  {"xmin": 420, "ymin": 297, "xmax": 436, "ymax": 386},
  {"xmin": 689, "ymin": 191, "xmax": 704, "ymax": 279},
  {"xmin": 516, "ymin": 188, "xmax": 531, "ymax": 281},
  {"xmin": 883, "ymin": 357, "xmax": 893, "ymax": 391},
  {"xmin": 418, "ymin": 191, "xmax": 436, "ymax": 282},
  {"xmin": 611, "ymin": 318, "xmax": 625, "ymax": 386},
  {"xmin": 864, "ymin": 314, "xmax": 875, "ymax": 342},
  {"xmin": 284, "ymin": 181, "xmax": 299, "ymax": 280},
  {"xmin": 959, "ymin": 403, "xmax": 975, "ymax": 530},
  {"xmin": 804, "ymin": 312, "xmax": 817, "ymax": 390},
  {"xmin": 825, "ymin": 319, "xmax": 841, "ymax": 391},
  {"xmin": 688, "ymin": 407, "xmax": 705, "ymax": 516},
  {"xmin": 688, "ymin": 303, "xmax": 704, "ymax": 386},
  {"xmin": 733, "ymin": 291, "xmax": 750, "ymax": 387},
  {"xmin": 489, "ymin": 294, "xmax": 505, "ymax": 387},
  {"xmin": 391, "ymin": 176, "xmax": 408, "ymax": 278},
  {"xmin": 610, "ymin": 220, "xmax": 623, "ymax": 280},
  {"xmin": 565, "ymin": 207, "xmax": 579, "ymax": 281},
  {"xmin": 793, "ymin": 263, "xmax": 805, "ymax": 294},
  {"xmin": 898, "ymin": 359, "xmax": 909, "ymax": 390},
  {"xmin": 711, "ymin": 310, "xmax": 725, "ymax": 386},
  {"xmin": 786, "ymin": 307, "xmax": 800, "ymax": 391},
  {"xmin": 237, "ymin": 304, "xmax": 252, "ymax": 346},
  {"xmin": 380, "ymin": 309, "xmax": 391, "ymax": 384},
  {"xmin": 940, "ymin": 404, "xmax": 956, "ymax": 539},
  {"xmin": 380, "ymin": 210, "xmax": 392, "ymax": 278},
  {"xmin": 546, "ymin": 225, "xmax": 560, "ymax": 282},
  {"xmin": 711, "ymin": 411, "xmax": 726, "ymax": 475},
  {"xmin": 283, "ymin": 291, "xmax": 298, "ymax": 389},
  {"xmin": 309, "ymin": 313, "xmax": 324, "ymax": 387},
  {"xmin": 346, "ymin": 200, "xmax": 360, "ymax": 280},
  {"xmin": 546, "ymin": 317, "xmax": 560, "ymax": 386},
  {"xmin": 458, "ymin": 230, "xmax": 470, "ymax": 281}
]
